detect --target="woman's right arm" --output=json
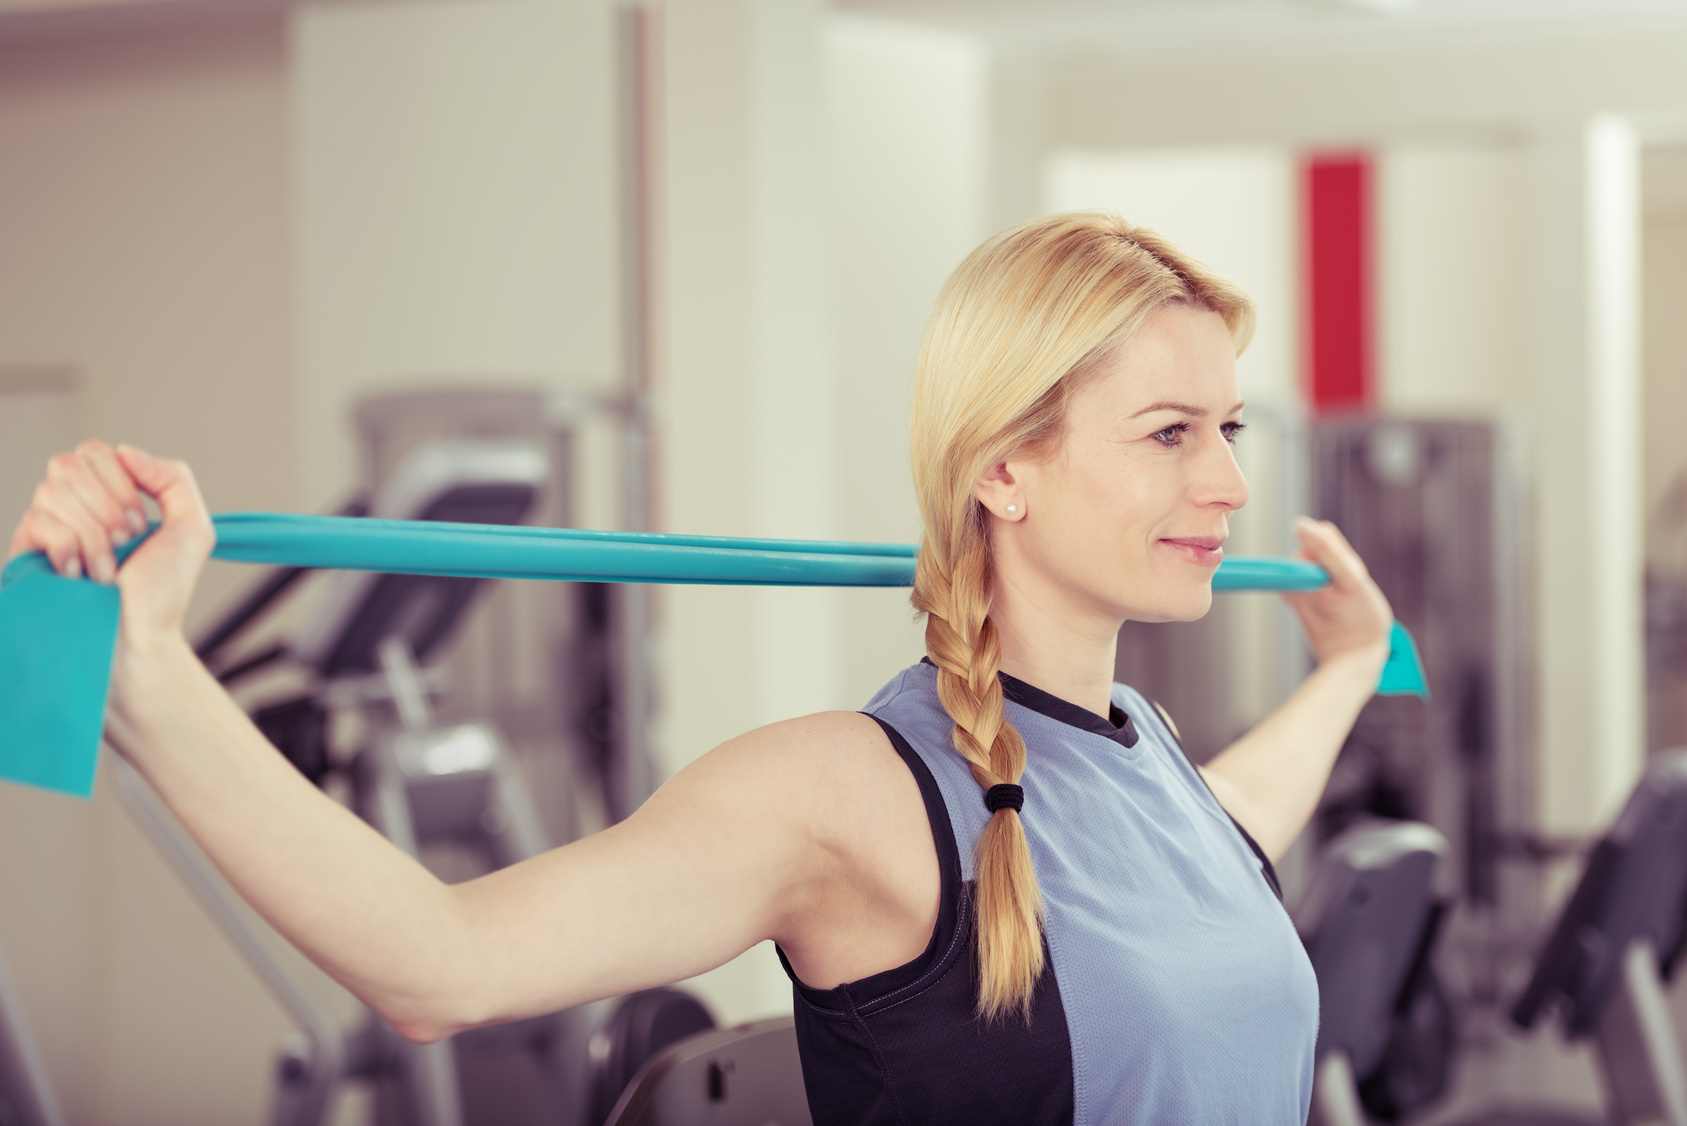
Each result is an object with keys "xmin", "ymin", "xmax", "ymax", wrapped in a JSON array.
[
  {"xmin": 110, "ymin": 637, "xmax": 850, "ymax": 1041},
  {"xmin": 11, "ymin": 443, "xmax": 896, "ymax": 1042}
]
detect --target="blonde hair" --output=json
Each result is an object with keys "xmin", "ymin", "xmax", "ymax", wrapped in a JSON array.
[{"xmin": 909, "ymin": 212, "xmax": 1255, "ymax": 1021}]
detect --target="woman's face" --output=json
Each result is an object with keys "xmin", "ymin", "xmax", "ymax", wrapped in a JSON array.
[{"xmin": 982, "ymin": 302, "xmax": 1249, "ymax": 627}]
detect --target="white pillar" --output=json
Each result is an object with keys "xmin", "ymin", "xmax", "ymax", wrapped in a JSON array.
[
  {"xmin": 1527, "ymin": 116, "xmax": 1646, "ymax": 836},
  {"xmin": 660, "ymin": 0, "xmax": 837, "ymax": 1025},
  {"xmin": 825, "ymin": 15, "xmax": 989, "ymax": 704},
  {"xmin": 659, "ymin": 0, "xmax": 839, "ymax": 745}
]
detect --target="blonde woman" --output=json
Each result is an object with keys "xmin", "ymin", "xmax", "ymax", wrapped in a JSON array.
[{"xmin": 12, "ymin": 214, "xmax": 1392, "ymax": 1125}]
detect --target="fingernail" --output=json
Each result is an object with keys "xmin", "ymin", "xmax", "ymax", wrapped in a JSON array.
[
  {"xmin": 111, "ymin": 528, "xmax": 130, "ymax": 547},
  {"xmin": 128, "ymin": 510, "xmax": 146, "ymax": 534},
  {"xmin": 63, "ymin": 557, "xmax": 81, "ymax": 579},
  {"xmin": 92, "ymin": 555, "xmax": 115, "ymax": 584}
]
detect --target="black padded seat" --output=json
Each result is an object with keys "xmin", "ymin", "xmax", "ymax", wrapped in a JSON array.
[
  {"xmin": 604, "ymin": 1017, "xmax": 811, "ymax": 1126},
  {"xmin": 1297, "ymin": 819, "xmax": 1450, "ymax": 1126}
]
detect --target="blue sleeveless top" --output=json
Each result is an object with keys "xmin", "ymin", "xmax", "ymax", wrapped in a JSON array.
[{"xmin": 780, "ymin": 661, "xmax": 1319, "ymax": 1126}]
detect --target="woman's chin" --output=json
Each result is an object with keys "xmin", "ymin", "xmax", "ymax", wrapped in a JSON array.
[{"xmin": 1121, "ymin": 583, "xmax": 1213, "ymax": 624}]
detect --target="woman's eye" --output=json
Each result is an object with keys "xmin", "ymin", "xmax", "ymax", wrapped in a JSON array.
[
  {"xmin": 1221, "ymin": 422, "xmax": 1247, "ymax": 444},
  {"xmin": 1152, "ymin": 423, "xmax": 1190, "ymax": 446}
]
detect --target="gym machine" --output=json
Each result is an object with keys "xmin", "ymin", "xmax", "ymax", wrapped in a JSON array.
[
  {"xmin": 124, "ymin": 435, "xmax": 712, "ymax": 1126},
  {"xmin": 1308, "ymin": 418, "xmax": 1530, "ymax": 919},
  {"xmin": 352, "ymin": 386, "xmax": 659, "ymax": 833},
  {"xmin": 1649, "ymin": 470, "xmax": 1687, "ymax": 757},
  {"xmin": 603, "ymin": 1018, "xmax": 810, "ymax": 1126},
  {"xmin": 1299, "ymin": 819, "xmax": 1452, "ymax": 1126},
  {"xmin": 1307, "ymin": 419, "xmax": 1533, "ymax": 1118},
  {"xmin": 1448, "ymin": 751, "xmax": 1687, "ymax": 1126}
]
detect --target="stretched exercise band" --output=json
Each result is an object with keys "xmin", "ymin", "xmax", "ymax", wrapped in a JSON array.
[{"xmin": 0, "ymin": 513, "xmax": 1427, "ymax": 798}]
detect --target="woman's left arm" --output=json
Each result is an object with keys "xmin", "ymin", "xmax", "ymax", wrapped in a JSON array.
[{"xmin": 1196, "ymin": 517, "xmax": 1394, "ymax": 862}]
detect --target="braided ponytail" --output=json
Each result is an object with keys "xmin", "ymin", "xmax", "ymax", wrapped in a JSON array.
[
  {"xmin": 914, "ymin": 522, "xmax": 1044, "ymax": 1020},
  {"xmin": 908, "ymin": 212, "xmax": 1255, "ymax": 1021}
]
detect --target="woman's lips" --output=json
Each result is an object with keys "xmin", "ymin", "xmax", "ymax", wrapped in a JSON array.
[{"xmin": 1159, "ymin": 537, "xmax": 1225, "ymax": 567}]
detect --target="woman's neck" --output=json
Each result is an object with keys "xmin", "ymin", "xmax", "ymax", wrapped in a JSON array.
[{"xmin": 987, "ymin": 569, "xmax": 1122, "ymax": 721}]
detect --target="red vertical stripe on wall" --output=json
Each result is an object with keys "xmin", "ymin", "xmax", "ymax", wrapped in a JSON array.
[{"xmin": 1304, "ymin": 154, "xmax": 1373, "ymax": 412}]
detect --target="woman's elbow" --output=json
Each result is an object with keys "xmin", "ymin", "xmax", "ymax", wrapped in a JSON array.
[
  {"xmin": 381, "ymin": 893, "xmax": 500, "ymax": 1044},
  {"xmin": 390, "ymin": 1016, "xmax": 454, "ymax": 1046},
  {"xmin": 376, "ymin": 971, "xmax": 495, "ymax": 1045},
  {"xmin": 383, "ymin": 998, "xmax": 482, "ymax": 1045}
]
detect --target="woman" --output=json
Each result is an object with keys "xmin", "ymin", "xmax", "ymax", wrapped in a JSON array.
[{"xmin": 11, "ymin": 213, "xmax": 1391, "ymax": 1125}]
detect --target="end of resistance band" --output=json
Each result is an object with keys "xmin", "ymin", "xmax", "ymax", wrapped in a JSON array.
[
  {"xmin": 0, "ymin": 554, "xmax": 119, "ymax": 799},
  {"xmin": 1379, "ymin": 620, "xmax": 1430, "ymax": 700},
  {"xmin": 1212, "ymin": 558, "xmax": 1429, "ymax": 699}
]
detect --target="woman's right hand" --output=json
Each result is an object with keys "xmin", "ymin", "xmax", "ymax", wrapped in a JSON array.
[{"xmin": 8, "ymin": 441, "xmax": 215, "ymax": 647}]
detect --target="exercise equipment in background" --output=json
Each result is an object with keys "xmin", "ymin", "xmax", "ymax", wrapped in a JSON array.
[
  {"xmin": 1446, "ymin": 752, "xmax": 1687, "ymax": 1126},
  {"xmin": 1309, "ymin": 418, "xmax": 1530, "ymax": 927},
  {"xmin": 1298, "ymin": 820, "xmax": 1452, "ymax": 1126},
  {"xmin": 118, "ymin": 439, "xmax": 720, "ymax": 1126},
  {"xmin": 603, "ymin": 1018, "xmax": 812, "ymax": 1126}
]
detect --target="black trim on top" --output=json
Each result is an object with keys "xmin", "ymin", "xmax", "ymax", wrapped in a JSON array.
[
  {"xmin": 914, "ymin": 657, "xmax": 1281, "ymax": 905},
  {"xmin": 919, "ymin": 657, "xmax": 1138, "ymax": 748},
  {"xmin": 777, "ymin": 713, "xmax": 966, "ymax": 1011}
]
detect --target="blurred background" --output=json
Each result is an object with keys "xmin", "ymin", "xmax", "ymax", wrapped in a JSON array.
[{"xmin": 1, "ymin": 0, "xmax": 1686, "ymax": 1122}]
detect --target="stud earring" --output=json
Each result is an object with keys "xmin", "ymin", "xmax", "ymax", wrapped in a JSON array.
[{"xmin": 1006, "ymin": 504, "xmax": 1018, "ymax": 515}]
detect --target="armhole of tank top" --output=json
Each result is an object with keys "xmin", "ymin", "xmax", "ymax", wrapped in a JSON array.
[
  {"xmin": 1143, "ymin": 696, "xmax": 1286, "ymax": 905},
  {"xmin": 774, "ymin": 714, "xmax": 967, "ymax": 1009}
]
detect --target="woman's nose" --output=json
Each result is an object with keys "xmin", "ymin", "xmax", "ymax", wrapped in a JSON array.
[{"xmin": 1194, "ymin": 433, "xmax": 1250, "ymax": 510}]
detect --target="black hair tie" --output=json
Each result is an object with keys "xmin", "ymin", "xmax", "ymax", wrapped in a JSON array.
[{"xmin": 985, "ymin": 783, "xmax": 1024, "ymax": 815}]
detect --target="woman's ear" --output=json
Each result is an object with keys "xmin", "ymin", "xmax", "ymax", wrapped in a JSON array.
[{"xmin": 974, "ymin": 460, "xmax": 1026, "ymax": 522}]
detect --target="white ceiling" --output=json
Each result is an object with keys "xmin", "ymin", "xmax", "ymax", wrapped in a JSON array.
[
  {"xmin": 835, "ymin": 0, "xmax": 1687, "ymax": 56},
  {"xmin": 6, "ymin": 0, "xmax": 1687, "ymax": 65}
]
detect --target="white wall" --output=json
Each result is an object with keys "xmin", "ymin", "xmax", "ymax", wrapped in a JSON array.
[
  {"xmin": 1043, "ymin": 30, "xmax": 1687, "ymax": 151},
  {"xmin": 0, "ymin": 19, "xmax": 298, "ymax": 1124},
  {"xmin": 825, "ymin": 14, "xmax": 989, "ymax": 706},
  {"xmin": 1043, "ymin": 146, "xmax": 1298, "ymax": 406},
  {"xmin": 1376, "ymin": 143, "xmax": 1531, "ymax": 416},
  {"xmin": 292, "ymin": 0, "xmax": 621, "ymax": 510}
]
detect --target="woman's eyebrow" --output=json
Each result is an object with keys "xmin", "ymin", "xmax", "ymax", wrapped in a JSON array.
[{"xmin": 1130, "ymin": 400, "xmax": 1246, "ymax": 418}]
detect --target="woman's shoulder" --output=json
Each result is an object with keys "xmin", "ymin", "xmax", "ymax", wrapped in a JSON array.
[
  {"xmin": 726, "ymin": 709, "xmax": 893, "ymax": 760},
  {"xmin": 666, "ymin": 663, "xmax": 940, "ymax": 864},
  {"xmin": 682, "ymin": 710, "xmax": 917, "ymax": 830}
]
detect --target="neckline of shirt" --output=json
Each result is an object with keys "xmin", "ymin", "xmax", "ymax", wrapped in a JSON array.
[{"xmin": 918, "ymin": 657, "xmax": 1139, "ymax": 749}]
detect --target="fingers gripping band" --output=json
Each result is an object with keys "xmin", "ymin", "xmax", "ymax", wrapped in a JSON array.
[
  {"xmin": 985, "ymin": 784, "xmax": 1025, "ymax": 815},
  {"xmin": 0, "ymin": 512, "xmax": 1428, "ymax": 799}
]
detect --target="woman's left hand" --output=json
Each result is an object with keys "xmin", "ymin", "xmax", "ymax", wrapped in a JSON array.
[
  {"xmin": 1281, "ymin": 516, "xmax": 1394, "ymax": 669},
  {"xmin": 1199, "ymin": 518, "xmax": 1398, "ymax": 860}
]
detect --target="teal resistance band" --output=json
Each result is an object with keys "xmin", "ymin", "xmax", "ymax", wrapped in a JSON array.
[{"xmin": 0, "ymin": 512, "xmax": 1427, "ymax": 798}]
